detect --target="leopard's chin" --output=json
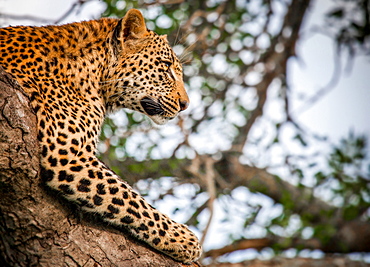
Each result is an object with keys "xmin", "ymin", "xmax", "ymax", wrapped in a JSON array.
[{"xmin": 149, "ymin": 114, "xmax": 174, "ymax": 125}]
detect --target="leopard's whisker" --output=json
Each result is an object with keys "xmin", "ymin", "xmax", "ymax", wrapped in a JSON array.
[{"xmin": 178, "ymin": 36, "xmax": 199, "ymax": 65}]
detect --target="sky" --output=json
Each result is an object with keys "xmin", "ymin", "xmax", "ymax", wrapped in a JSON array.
[
  {"xmin": 1, "ymin": 0, "xmax": 369, "ymax": 261},
  {"xmin": 290, "ymin": 0, "xmax": 370, "ymax": 142}
]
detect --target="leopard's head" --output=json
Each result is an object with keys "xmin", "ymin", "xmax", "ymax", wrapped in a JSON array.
[{"xmin": 104, "ymin": 9, "xmax": 189, "ymax": 125}]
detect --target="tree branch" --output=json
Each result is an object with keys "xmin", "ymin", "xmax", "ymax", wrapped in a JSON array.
[
  {"xmin": 203, "ymin": 257, "xmax": 369, "ymax": 267},
  {"xmin": 203, "ymin": 218, "xmax": 370, "ymax": 258}
]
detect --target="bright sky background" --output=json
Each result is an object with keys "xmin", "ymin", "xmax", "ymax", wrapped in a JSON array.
[
  {"xmin": 1, "ymin": 0, "xmax": 369, "ymax": 261},
  {"xmin": 290, "ymin": 0, "xmax": 370, "ymax": 142}
]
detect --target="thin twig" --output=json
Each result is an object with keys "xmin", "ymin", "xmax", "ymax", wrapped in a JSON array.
[
  {"xmin": 54, "ymin": 0, "xmax": 91, "ymax": 24},
  {"xmin": 291, "ymin": 48, "xmax": 342, "ymax": 115},
  {"xmin": 0, "ymin": 13, "xmax": 54, "ymax": 24},
  {"xmin": 0, "ymin": 0, "xmax": 90, "ymax": 25},
  {"xmin": 199, "ymin": 157, "xmax": 216, "ymax": 246}
]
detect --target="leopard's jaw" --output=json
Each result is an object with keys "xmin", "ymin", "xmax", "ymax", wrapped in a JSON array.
[
  {"xmin": 0, "ymin": 8, "xmax": 201, "ymax": 263},
  {"xmin": 150, "ymin": 115, "xmax": 173, "ymax": 125}
]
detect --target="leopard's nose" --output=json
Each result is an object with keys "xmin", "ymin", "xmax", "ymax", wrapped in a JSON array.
[{"xmin": 179, "ymin": 99, "xmax": 189, "ymax": 111}]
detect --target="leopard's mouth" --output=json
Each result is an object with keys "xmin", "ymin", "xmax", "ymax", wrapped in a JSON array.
[
  {"xmin": 140, "ymin": 97, "xmax": 176, "ymax": 124},
  {"xmin": 140, "ymin": 97, "xmax": 164, "ymax": 116}
]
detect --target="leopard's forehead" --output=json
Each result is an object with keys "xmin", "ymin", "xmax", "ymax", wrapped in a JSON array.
[
  {"xmin": 117, "ymin": 31, "xmax": 183, "ymax": 77},
  {"xmin": 141, "ymin": 32, "xmax": 182, "ymax": 66}
]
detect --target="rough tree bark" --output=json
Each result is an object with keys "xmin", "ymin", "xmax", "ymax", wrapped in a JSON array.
[{"xmin": 0, "ymin": 66, "xmax": 200, "ymax": 267}]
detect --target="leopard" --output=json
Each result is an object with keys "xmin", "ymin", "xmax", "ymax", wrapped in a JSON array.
[{"xmin": 0, "ymin": 9, "xmax": 202, "ymax": 264}]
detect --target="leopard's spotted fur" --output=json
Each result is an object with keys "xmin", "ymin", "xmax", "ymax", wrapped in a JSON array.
[{"xmin": 0, "ymin": 9, "xmax": 201, "ymax": 263}]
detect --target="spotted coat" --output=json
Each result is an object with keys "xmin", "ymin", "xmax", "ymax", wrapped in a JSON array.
[{"xmin": 0, "ymin": 9, "xmax": 201, "ymax": 263}]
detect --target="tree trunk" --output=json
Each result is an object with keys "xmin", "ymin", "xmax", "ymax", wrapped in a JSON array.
[{"xmin": 0, "ymin": 66, "xmax": 199, "ymax": 267}]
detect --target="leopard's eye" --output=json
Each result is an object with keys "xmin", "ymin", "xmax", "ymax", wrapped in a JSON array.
[
  {"xmin": 161, "ymin": 60, "xmax": 175, "ymax": 80},
  {"xmin": 162, "ymin": 61, "xmax": 172, "ymax": 71}
]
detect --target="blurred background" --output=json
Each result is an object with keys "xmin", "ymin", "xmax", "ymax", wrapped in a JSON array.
[{"xmin": 1, "ymin": 0, "xmax": 369, "ymax": 266}]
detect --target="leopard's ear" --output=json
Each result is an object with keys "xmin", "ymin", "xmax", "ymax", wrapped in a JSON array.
[
  {"xmin": 120, "ymin": 9, "xmax": 148, "ymax": 40},
  {"xmin": 112, "ymin": 9, "xmax": 149, "ymax": 54}
]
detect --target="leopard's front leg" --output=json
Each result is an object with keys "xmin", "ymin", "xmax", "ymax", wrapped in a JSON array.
[{"xmin": 41, "ymin": 151, "xmax": 202, "ymax": 263}]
